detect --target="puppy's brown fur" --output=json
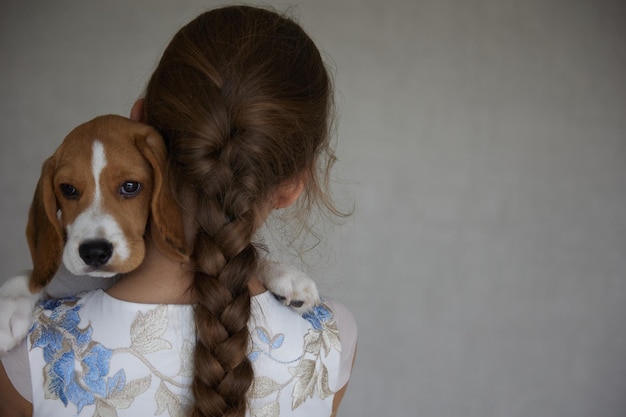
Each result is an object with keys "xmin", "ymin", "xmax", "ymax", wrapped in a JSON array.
[{"xmin": 26, "ymin": 115, "xmax": 188, "ymax": 292}]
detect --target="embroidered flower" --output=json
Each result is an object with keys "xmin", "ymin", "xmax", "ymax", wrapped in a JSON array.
[
  {"xmin": 248, "ymin": 326, "xmax": 297, "ymax": 365},
  {"xmin": 30, "ymin": 297, "xmax": 119, "ymax": 413},
  {"xmin": 248, "ymin": 301, "xmax": 342, "ymax": 416},
  {"xmin": 31, "ymin": 297, "xmax": 92, "ymax": 361},
  {"xmin": 45, "ymin": 343, "xmax": 114, "ymax": 412},
  {"xmin": 30, "ymin": 296, "xmax": 189, "ymax": 416},
  {"xmin": 302, "ymin": 304, "xmax": 332, "ymax": 331}
]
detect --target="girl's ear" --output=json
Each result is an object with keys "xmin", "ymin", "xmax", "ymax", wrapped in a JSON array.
[
  {"xmin": 273, "ymin": 176, "xmax": 306, "ymax": 209},
  {"xmin": 130, "ymin": 99, "xmax": 146, "ymax": 122}
]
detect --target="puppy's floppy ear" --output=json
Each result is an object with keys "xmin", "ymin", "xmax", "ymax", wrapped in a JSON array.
[
  {"xmin": 136, "ymin": 130, "xmax": 189, "ymax": 262},
  {"xmin": 26, "ymin": 156, "xmax": 64, "ymax": 291}
]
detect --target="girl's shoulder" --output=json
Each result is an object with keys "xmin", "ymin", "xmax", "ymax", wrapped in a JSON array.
[
  {"xmin": 251, "ymin": 291, "xmax": 357, "ymax": 338},
  {"xmin": 247, "ymin": 293, "xmax": 357, "ymax": 415}
]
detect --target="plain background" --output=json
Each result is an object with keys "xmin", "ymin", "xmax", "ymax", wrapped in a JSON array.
[{"xmin": 1, "ymin": 1, "xmax": 625, "ymax": 416}]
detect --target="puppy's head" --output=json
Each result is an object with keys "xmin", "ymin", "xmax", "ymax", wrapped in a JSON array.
[{"xmin": 26, "ymin": 115, "xmax": 188, "ymax": 291}]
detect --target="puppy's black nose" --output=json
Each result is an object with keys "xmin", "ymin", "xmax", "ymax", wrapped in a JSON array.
[{"xmin": 79, "ymin": 240, "xmax": 113, "ymax": 267}]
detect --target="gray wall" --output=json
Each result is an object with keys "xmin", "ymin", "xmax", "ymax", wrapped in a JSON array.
[{"xmin": 1, "ymin": 1, "xmax": 625, "ymax": 416}]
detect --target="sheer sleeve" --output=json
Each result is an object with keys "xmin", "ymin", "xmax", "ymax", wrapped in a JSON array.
[{"xmin": 325, "ymin": 298, "xmax": 357, "ymax": 390}]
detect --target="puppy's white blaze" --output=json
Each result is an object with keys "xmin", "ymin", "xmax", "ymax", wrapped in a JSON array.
[
  {"xmin": 62, "ymin": 141, "xmax": 130, "ymax": 277},
  {"xmin": 91, "ymin": 140, "xmax": 106, "ymax": 208}
]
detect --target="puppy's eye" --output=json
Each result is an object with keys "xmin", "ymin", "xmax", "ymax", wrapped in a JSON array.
[
  {"xmin": 120, "ymin": 181, "xmax": 142, "ymax": 198},
  {"xmin": 60, "ymin": 184, "xmax": 79, "ymax": 199}
]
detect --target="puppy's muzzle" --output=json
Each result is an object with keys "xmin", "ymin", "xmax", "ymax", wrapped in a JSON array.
[{"xmin": 79, "ymin": 239, "xmax": 113, "ymax": 268}]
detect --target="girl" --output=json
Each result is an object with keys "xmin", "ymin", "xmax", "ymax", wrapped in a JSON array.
[{"xmin": 0, "ymin": 6, "xmax": 356, "ymax": 417}]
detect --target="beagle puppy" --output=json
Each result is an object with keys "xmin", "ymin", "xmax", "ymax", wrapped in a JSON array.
[{"xmin": 0, "ymin": 115, "xmax": 318, "ymax": 355}]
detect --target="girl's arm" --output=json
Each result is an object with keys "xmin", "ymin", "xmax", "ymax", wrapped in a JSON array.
[
  {"xmin": 330, "ymin": 344, "xmax": 357, "ymax": 417},
  {"xmin": 0, "ymin": 362, "xmax": 32, "ymax": 417},
  {"xmin": 331, "ymin": 382, "xmax": 350, "ymax": 417}
]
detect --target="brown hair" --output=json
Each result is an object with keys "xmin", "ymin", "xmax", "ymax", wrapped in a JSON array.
[{"xmin": 143, "ymin": 6, "xmax": 338, "ymax": 417}]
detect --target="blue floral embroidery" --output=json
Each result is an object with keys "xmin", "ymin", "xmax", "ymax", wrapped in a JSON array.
[
  {"xmin": 31, "ymin": 297, "xmax": 92, "ymax": 362},
  {"xmin": 248, "ymin": 349, "xmax": 261, "ymax": 362},
  {"xmin": 29, "ymin": 295, "xmax": 190, "ymax": 416},
  {"xmin": 302, "ymin": 303, "xmax": 333, "ymax": 330},
  {"xmin": 29, "ymin": 297, "xmax": 124, "ymax": 413},
  {"xmin": 247, "ymin": 301, "xmax": 341, "ymax": 415},
  {"xmin": 248, "ymin": 327, "xmax": 295, "ymax": 364}
]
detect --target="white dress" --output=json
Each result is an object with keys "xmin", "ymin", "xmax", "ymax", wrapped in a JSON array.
[{"xmin": 2, "ymin": 289, "xmax": 357, "ymax": 417}]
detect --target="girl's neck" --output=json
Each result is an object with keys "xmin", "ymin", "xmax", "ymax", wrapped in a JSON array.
[
  {"xmin": 106, "ymin": 240, "xmax": 195, "ymax": 304},
  {"xmin": 105, "ymin": 239, "xmax": 266, "ymax": 304}
]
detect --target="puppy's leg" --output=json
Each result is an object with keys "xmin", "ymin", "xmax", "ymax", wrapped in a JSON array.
[
  {"xmin": 260, "ymin": 262, "xmax": 320, "ymax": 314},
  {"xmin": 0, "ymin": 272, "xmax": 44, "ymax": 355}
]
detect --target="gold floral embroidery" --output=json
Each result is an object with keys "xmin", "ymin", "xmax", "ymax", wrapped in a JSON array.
[
  {"xmin": 30, "ymin": 298, "xmax": 190, "ymax": 417},
  {"xmin": 130, "ymin": 305, "xmax": 172, "ymax": 354},
  {"xmin": 248, "ymin": 303, "xmax": 341, "ymax": 417}
]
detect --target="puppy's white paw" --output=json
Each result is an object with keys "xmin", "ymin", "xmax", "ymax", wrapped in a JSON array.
[
  {"xmin": 261, "ymin": 262, "xmax": 320, "ymax": 314},
  {"xmin": 0, "ymin": 272, "xmax": 43, "ymax": 356}
]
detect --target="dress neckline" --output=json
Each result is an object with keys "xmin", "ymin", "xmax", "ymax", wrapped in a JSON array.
[{"xmin": 98, "ymin": 287, "xmax": 272, "ymax": 307}]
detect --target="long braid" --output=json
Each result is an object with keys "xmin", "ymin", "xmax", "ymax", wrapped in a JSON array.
[
  {"xmin": 179, "ymin": 115, "xmax": 260, "ymax": 416},
  {"xmin": 191, "ymin": 196, "xmax": 252, "ymax": 415},
  {"xmin": 144, "ymin": 6, "xmax": 336, "ymax": 416}
]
